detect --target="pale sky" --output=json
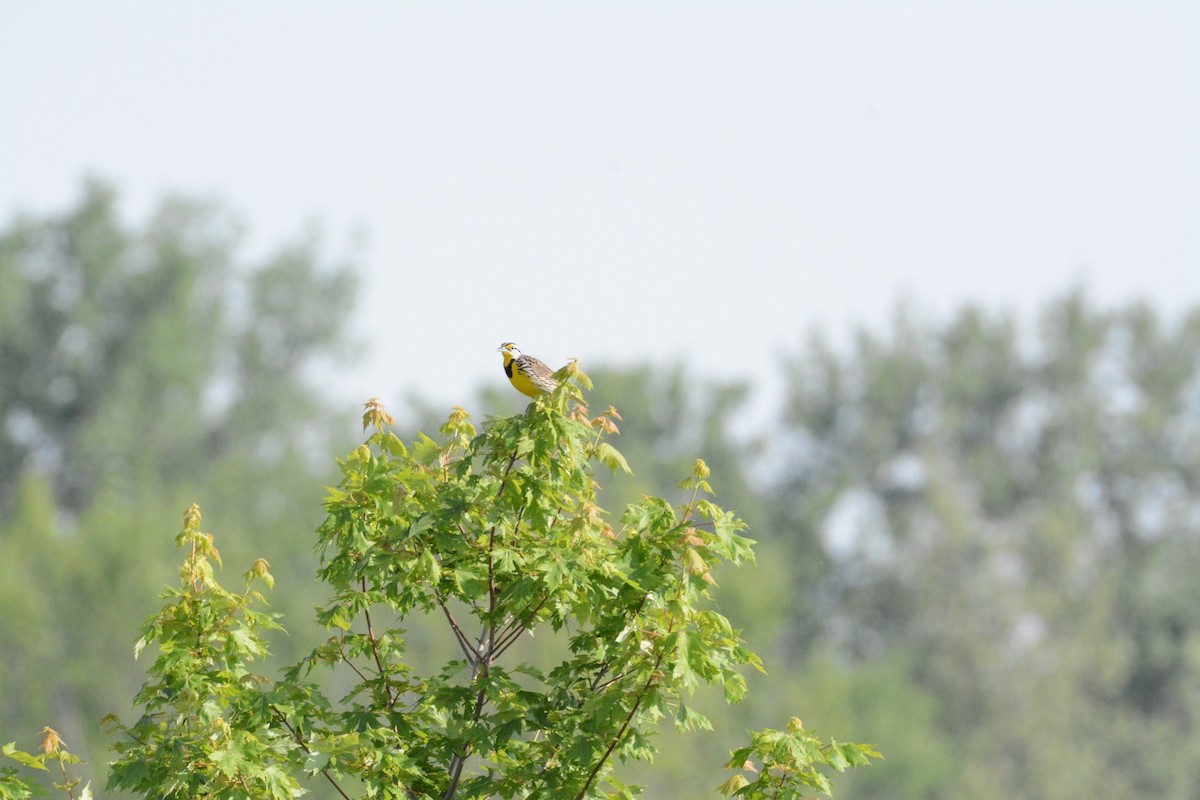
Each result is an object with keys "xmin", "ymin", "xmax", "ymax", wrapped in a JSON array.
[{"xmin": 3, "ymin": 2, "xmax": 1198, "ymax": 415}]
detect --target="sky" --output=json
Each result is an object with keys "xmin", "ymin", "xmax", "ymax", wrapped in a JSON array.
[{"xmin": 2, "ymin": 2, "xmax": 1198, "ymax": 417}]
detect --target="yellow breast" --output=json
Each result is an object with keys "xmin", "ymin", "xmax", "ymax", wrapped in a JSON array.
[{"xmin": 503, "ymin": 353, "xmax": 546, "ymax": 399}]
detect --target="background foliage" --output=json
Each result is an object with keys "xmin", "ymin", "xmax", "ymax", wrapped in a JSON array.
[
  {"xmin": 0, "ymin": 181, "xmax": 357, "ymax": 787},
  {"xmin": 3, "ymin": 184, "xmax": 1200, "ymax": 798}
]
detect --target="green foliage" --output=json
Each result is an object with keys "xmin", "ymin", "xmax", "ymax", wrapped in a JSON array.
[
  {"xmin": 0, "ymin": 181, "xmax": 359, "ymax": 786},
  {"xmin": 0, "ymin": 178, "xmax": 356, "ymax": 518},
  {"xmin": 20, "ymin": 180, "xmax": 1194, "ymax": 799},
  {"xmin": 1, "ymin": 729, "xmax": 88, "ymax": 800},
  {"xmin": 770, "ymin": 294, "xmax": 1200, "ymax": 798},
  {"xmin": 104, "ymin": 505, "xmax": 298, "ymax": 798},
  {"xmin": 94, "ymin": 375, "xmax": 875, "ymax": 798},
  {"xmin": 720, "ymin": 717, "xmax": 880, "ymax": 799}
]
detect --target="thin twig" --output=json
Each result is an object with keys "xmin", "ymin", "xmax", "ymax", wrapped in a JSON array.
[
  {"xmin": 270, "ymin": 706, "xmax": 353, "ymax": 800},
  {"xmin": 572, "ymin": 654, "xmax": 664, "ymax": 800},
  {"xmin": 361, "ymin": 576, "xmax": 397, "ymax": 709},
  {"xmin": 336, "ymin": 635, "xmax": 372, "ymax": 684},
  {"xmin": 442, "ymin": 625, "xmax": 490, "ymax": 800},
  {"xmin": 491, "ymin": 595, "xmax": 550, "ymax": 659},
  {"xmin": 591, "ymin": 671, "xmax": 628, "ymax": 693},
  {"xmin": 55, "ymin": 757, "xmax": 76, "ymax": 800},
  {"xmin": 570, "ymin": 508, "xmax": 693, "ymax": 796},
  {"xmin": 438, "ymin": 597, "xmax": 475, "ymax": 664}
]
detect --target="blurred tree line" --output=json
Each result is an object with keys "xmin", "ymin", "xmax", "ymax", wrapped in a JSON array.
[
  {"xmin": 0, "ymin": 181, "xmax": 359, "ymax": 790},
  {"xmin": 3, "ymin": 184, "xmax": 1200, "ymax": 798}
]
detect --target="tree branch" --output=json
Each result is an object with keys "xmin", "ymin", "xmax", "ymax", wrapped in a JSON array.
[
  {"xmin": 572, "ymin": 654, "xmax": 664, "ymax": 800},
  {"xmin": 491, "ymin": 594, "xmax": 549, "ymax": 659},
  {"xmin": 361, "ymin": 576, "xmax": 397, "ymax": 709},
  {"xmin": 438, "ymin": 597, "xmax": 476, "ymax": 665},
  {"xmin": 336, "ymin": 635, "xmax": 372, "ymax": 684},
  {"xmin": 443, "ymin": 451, "xmax": 518, "ymax": 799},
  {"xmin": 270, "ymin": 705, "xmax": 353, "ymax": 800}
]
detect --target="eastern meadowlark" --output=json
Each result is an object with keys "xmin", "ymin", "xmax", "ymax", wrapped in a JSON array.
[{"xmin": 497, "ymin": 342, "xmax": 557, "ymax": 399}]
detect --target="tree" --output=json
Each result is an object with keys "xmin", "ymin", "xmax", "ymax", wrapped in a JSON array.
[
  {"xmin": 469, "ymin": 365, "xmax": 798, "ymax": 798},
  {"xmin": 769, "ymin": 295, "xmax": 1200, "ymax": 799},
  {"xmin": 95, "ymin": 380, "xmax": 875, "ymax": 798},
  {"xmin": 0, "ymin": 179, "xmax": 355, "ymax": 517}
]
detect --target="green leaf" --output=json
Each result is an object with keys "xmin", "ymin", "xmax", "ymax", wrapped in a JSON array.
[
  {"xmin": 1, "ymin": 746, "xmax": 46, "ymax": 771},
  {"xmin": 595, "ymin": 442, "xmax": 632, "ymax": 474},
  {"xmin": 674, "ymin": 701, "xmax": 712, "ymax": 732},
  {"xmin": 717, "ymin": 773, "xmax": 749, "ymax": 797},
  {"xmin": 381, "ymin": 431, "xmax": 408, "ymax": 457},
  {"xmin": 417, "ymin": 548, "xmax": 442, "ymax": 584},
  {"xmin": 411, "ymin": 432, "xmax": 441, "ymax": 465},
  {"xmin": 209, "ymin": 744, "xmax": 245, "ymax": 777}
]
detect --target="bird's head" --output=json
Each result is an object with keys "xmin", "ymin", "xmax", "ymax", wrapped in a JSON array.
[{"xmin": 497, "ymin": 342, "xmax": 522, "ymax": 359}]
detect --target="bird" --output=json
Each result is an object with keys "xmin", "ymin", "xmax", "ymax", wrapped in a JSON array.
[{"xmin": 497, "ymin": 342, "xmax": 557, "ymax": 399}]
